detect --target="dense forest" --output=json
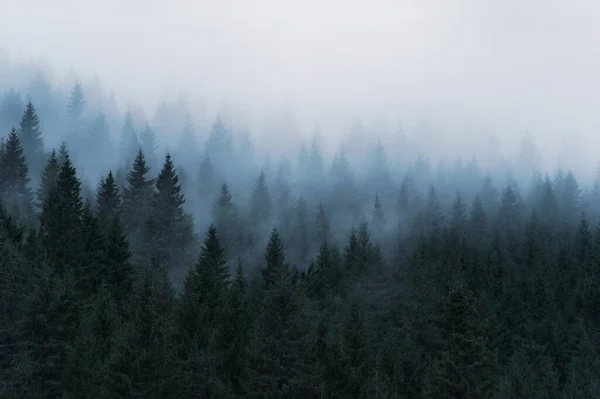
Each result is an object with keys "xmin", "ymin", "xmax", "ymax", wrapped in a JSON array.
[{"xmin": 2, "ymin": 65, "xmax": 600, "ymax": 398}]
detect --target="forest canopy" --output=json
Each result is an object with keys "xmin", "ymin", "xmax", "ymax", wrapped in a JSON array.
[{"xmin": 1, "ymin": 61, "xmax": 600, "ymax": 398}]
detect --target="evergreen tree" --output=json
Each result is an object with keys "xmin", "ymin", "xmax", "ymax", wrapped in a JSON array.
[
  {"xmin": 96, "ymin": 171, "xmax": 122, "ymax": 222},
  {"xmin": 177, "ymin": 225, "xmax": 229, "ymax": 344},
  {"xmin": 144, "ymin": 153, "xmax": 195, "ymax": 280},
  {"xmin": 119, "ymin": 111, "xmax": 139, "ymax": 168},
  {"xmin": 102, "ymin": 216, "xmax": 135, "ymax": 317},
  {"xmin": 337, "ymin": 300, "xmax": 369, "ymax": 398},
  {"xmin": 247, "ymin": 229, "xmax": 318, "ymax": 396},
  {"xmin": 371, "ymin": 193, "xmax": 386, "ymax": 234},
  {"xmin": 36, "ymin": 149, "xmax": 59, "ymax": 211},
  {"xmin": 39, "ymin": 153, "xmax": 83, "ymax": 275},
  {"xmin": 250, "ymin": 169, "xmax": 272, "ymax": 227},
  {"xmin": 106, "ymin": 266, "xmax": 180, "ymax": 398},
  {"xmin": 122, "ymin": 149, "xmax": 154, "ymax": 255},
  {"xmin": 17, "ymin": 100, "xmax": 44, "ymax": 176},
  {"xmin": 469, "ymin": 195, "xmax": 488, "ymax": 246},
  {"xmin": 0, "ymin": 129, "xmax": 35, "ymax": 221},
  {"xmin": 213, "ymin": 182, "xmax": 239, "ymax": 258},
  {"xmin": 314, "ymin": 200, "xmax": 331, "ymax": 245},
  {"xmin": 449, "ymin": 191, "xmax": 468, "ymax": 236}
]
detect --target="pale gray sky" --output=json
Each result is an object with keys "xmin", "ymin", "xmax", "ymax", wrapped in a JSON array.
[{"xmin": 1, "ymin": 0, "xmax": 600, "ymax": 167}]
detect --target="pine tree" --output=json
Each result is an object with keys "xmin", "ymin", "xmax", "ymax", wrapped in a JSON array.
[
  {"xmin": 338, "ymin": 300, "xmax": 370, "ymax": 398},
  {"xmin": 39, "ymin": 153, "xmax": 84, "ymax": 275},
  {"xmin": 250, "ymin": 170, "xmax": 272, "ymax": 227},
  {"xmin": 119, "ymin": 112, "xmax": 139, "ymax": 167},
  {"xmin": 106, "ymin": 266, "xmax": 180, "ymax": 398},
  {"xmin": 144, "ymin": 153, "xmax": 195, "ymax": 280},
  {"xmin": 247, "ymin": 229, "xmax": 318, "ymax": 396},
  {"xmin": 102, "ymin": 216, "xmax": 135, "ymax": 317},
  {"xmin": 468, "ymin": 195, "xmax": 487, "ymax": 246},
  {"xmin": 122, "ymin": 149, "xmax": 154, "ymax": 255},
  {"xmin": 57, "ymin": 141, "xmax": 69, "ymax": 165},
  {"xmin": 260, "ymin": 228, "xmax": 287, "ymax": 290},
  {"xmin": 449, "ymin": 191, "xmax": 468, "ymax": 236},
  {"xmin": 11, "ymin": 267, "xmax": 80, "ymax": 398},
  {"xmin": 66, "ymin": 80, "xmax": 85, "ymax": 122},
  {"xmin": 220, "ymin": 260, "xmax": 250, "ymax": 394},
  {"xmin": 314, "ymin": 201, "xmax": 331, "ymax": 245},
  {"xmin": 36, "ymin": 149, "xmax": 59, "ymax": 211},
  {"xmin": 17, "ymin": 101, "xmax": 44, "ymax": 176},
  {"xmin": 197, "ymin": 154, "xmax": 216, "ymax": 201},
  {"xmin": 291, "ymin": 196, "xmax": 310, "ymax": 267},
  {"xmin": 0, "ymin": 129, "xmax": 35, "ymax": 221},
  {"xmin": 177, "ymin": 225, "xmax": 229, "ymax": 345},
  {"xmin": 96, "ymin": 171, "xmax": 122, "ymax": 222},
  {"xmin": 213, "ymin": 182, "xmax": 239, "ymax": 258},
  {"xmin": 435, "ymin": 279, "xmax": 492, "ymax": 398},
  {"xmin": 371, "ymin": 194, "xmax": 386, "ymax": 234},
  {"xmin": 139, "ymin": 124, "xmax": 158, "ymax": 169}
]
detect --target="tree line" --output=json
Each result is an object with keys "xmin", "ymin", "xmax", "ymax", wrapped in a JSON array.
[{"xmin": 1, "ymin": 91, "xmax": 600, "ymax": 398}]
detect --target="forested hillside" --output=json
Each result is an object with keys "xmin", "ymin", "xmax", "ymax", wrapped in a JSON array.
[{"xmin": 2, "ymin": 72, "xmax": 600, "ymax": 398}]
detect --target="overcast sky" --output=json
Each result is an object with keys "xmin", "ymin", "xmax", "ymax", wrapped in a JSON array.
[{"xmin": 1, "ymin": 0, "xmax": 600, "ymax": 164}]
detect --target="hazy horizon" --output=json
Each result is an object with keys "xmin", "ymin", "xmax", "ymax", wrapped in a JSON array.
[{"xmin": 2, "ymin": 0, "xmax": 600, "ymax": 172}]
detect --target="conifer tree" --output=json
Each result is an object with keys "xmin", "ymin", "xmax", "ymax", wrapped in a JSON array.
[
  {"xmin": 106, "ymin": 266, "xmax": 180, "ymax": 398},
  {"xmin": 371, "ymin": 194, "xmax": 386, "ymax": 234},
  {"xmin": 213, "ymin": 182, "xmax": 239, "ymax": 258},
  {"xmin": 468, "ymin": 195, "xmax": 487, "ymax": 246},
  {"xmin": 144, "ymin": 153, "xmax": 195, "ymax": 278},
  {"xmin": 197, "ymin": 154, "xmax": 216, "ymax": 201},
  {"xmin": 291, "ymin": 196, "xmax": 310, "ymax": 266},
  {"xmin": 119, "ymin": 112, "xmax": 139, "ymax": 168},
  {"xmin": 102, "ymin": 216, "xmax": 134, "ymax": 317},
  {"xmin": 12, "ymin": 266, "xmax": 80, "ymax": 397},
  {"xmin": 36, "ymin": 149, "xmax": 59, "ymax": 211},
  {"xmin": 220, "ymin": 260, "xmax": 250, "ymax": 394},
  {"xmin": 178, "ymin": 225, "xmax": 229, "ymax": 344},
  {"xmin": 79, "ymin": 201, "xmax": 106, "ymax": 296},
  {"xmin": 57, "ymin": 141, "xmax": 69, "ymax": 165},
  {"xmin": 139, "ymin": 124, "xmax": 158, "ymax": 169},
  {"xmin": 338, "ymin": 300, "xmax": 370, "ymax": 398},
  {"xmin": 66, "ymin": 80, "xmax": 85, "ymax": 122},
  {"xmin": 449, "ymin": 191, "xmax": 468, "ymax": 236},
  {"xmin": 250, "ymin": 169, "xmax": 272, "ymax": 227},
  {"xmin": 96, "ymin": 170, "xmax": 122, "ymax": 222},
  {"xmin": 314, "ymin": 201, "xmax": 331, "ymax": 245},
  {"xmin": 435, "ymin": 279, "xmax": 492, "ymax": 398},
  {"xmin": 0, "ymin": 129, "xmax": 35, "ymax": 221},
  {"xmin": 248, "ymin": 229, "xmax": 318, "ymax": 396},
  {"xmin": 39, "ymin": 153, "xmax": 84, "ymax": 275},
  {"xmin": 122, "ymin": 149, "xmax": 154, "ymax": 255},
  {"xmin": 17, "ymin": 100, "xmax": 44, "ymax": 175}
]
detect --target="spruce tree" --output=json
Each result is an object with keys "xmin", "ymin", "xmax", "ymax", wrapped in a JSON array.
[
  {"xmin": 177, "ymin": 225, "xmax": 229, "ymax": 344},
  {"xmin": 106, "ymin": 266, "xmax": 179, "ymax": 398},
  {"xmin": 96, "ymin": 170, "xmax": 122, "ymax": 222},
  {"xmin": 36, "ymin": 149, "xmax": 59, "ymax": 211},
  {"xmin": 0, "ymin": 129, "xmax": 35, "ymax": 221},
  {"xmin": 119, "ymin": 112, "xmax": 139, "ymax": 168},
  {"xmin": 39, "ymin": 153, "xmax": 84, "ymax": 275},
  {"xmin": 144, "ymin": 153, "xmax": 195, "ymax": 279},
  {"xmin": 314, "ymin": 201, "xmax": 331, "ymax": 245},
  {"xmin": 468, "ymin": 195, "xmax": 487, "ymax": 246},
  {"xmin": 250, "ymin": 170, "xmax": 272, "ymax": 227},
  {"xmin": 220, "ymin": 260, "xmax": 250, "ymax": 394},
  {"xmin": 122, "ymin": 149, "xmax": 154, "ymax": 255},
  {"xmin": 248, "ymin": 229, "xmax": 318, "ymax": 396},
  {"xmin": 449, "ymin": 191, "xmax": 468, "ymax": 236},
  {"xmin": 371, "ymin": 194, "xmax": 386, "ymax": 234},
  {"xmin": 17, "ymin": 100, "xmax": 44, "ymax": 175},
  {"xmin": 213, "ymin": 182, "xmax": 239, "ymax": 258},
  {"xmin": 102, "ymin": 216, "xmax": 134, "ymax": 318}
]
